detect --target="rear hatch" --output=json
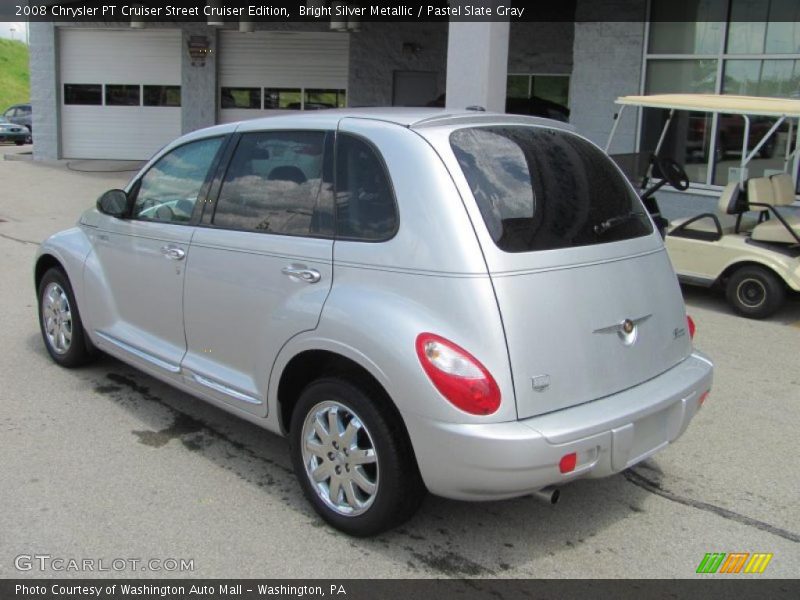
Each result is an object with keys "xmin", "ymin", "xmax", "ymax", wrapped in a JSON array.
[{"xmin": 447, "ymin": 124, "xmax": 692, "ymax": 419}]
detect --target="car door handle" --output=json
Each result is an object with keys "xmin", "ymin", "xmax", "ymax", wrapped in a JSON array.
[
  {"xmin": 160, "ymin": 245, "xmax": 186, "ymax": 261},
  {"xmin": 281, "ymin": 265, "xmax": 321, "ymax": 283}
]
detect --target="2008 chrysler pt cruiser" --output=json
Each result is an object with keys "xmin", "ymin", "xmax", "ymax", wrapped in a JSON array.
[{"xmin": 35, "ymin": 109, "xmax": 713, "ymax": 536}]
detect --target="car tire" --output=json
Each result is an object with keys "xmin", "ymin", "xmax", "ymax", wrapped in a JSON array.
[
  {"xmin": 289, "ymin": 377, "xmax": 426, "ymax": 537},
  {"xmin": 37, "ymin": 268, "xmax": 97, "ymax": 367},
  {"xmin": 725, "ymin": 266, "xmax": 785, "ymax": 319},
  {"xmin": 15, "ymin": 140, "xmax": 25, "ymax": 146}
]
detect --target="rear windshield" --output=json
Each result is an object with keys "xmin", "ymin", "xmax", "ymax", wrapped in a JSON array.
[{"xmin": 450, "ymin": 126, "xmax": 653, "ymax": 253}]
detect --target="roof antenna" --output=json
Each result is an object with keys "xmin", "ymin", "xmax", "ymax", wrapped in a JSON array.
[{"xmin": 466, "ymin": 106, "xmax": 486, "ymax": 112}]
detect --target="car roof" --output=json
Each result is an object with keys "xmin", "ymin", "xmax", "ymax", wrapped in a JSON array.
[
  {"xmin": 232, "ymin": 107, "xmax": 572, "ymax": 131},
  {"xmin": 175, "ymin": 108, "xmax": 574, "ymax": 150}
]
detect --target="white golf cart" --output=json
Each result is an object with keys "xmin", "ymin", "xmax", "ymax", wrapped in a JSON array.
[{"xmin": 606, "ymin": 93, "xmax": 800, "ymax": 319}]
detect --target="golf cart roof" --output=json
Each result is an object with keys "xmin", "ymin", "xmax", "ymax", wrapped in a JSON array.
[{"xmin": 616, "ymin": 94, "xmax": 800, "ymax": 118}]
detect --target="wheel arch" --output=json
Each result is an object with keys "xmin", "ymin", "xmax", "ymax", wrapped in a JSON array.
[
  {"xmin": 274, "ymin": 346, "xmax": 402, "ymax": 437},
  {"xmin": 34, "ymin": 253, "xmax": 66, "ymax": 291},
  {"xmin": 716, "ymin": 259, "xmax": 791, "ymax": 290}
]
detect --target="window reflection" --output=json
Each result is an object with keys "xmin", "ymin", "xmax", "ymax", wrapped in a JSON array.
[
  {"xmin": 133, "ymin": 137, "xmax": 223, "ymax": 223},
  {"xmin": 213, "ymin": 131, "xmax": 330, "ymax": 236}
]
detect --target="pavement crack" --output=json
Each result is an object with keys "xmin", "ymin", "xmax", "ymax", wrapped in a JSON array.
[
  {"xmin": 623, "ymin": 468, "xmax": 800, "ymax": 543},
  {"xmin": 0, "ymin": 232, "xmax": 38, "ymax": 246}
]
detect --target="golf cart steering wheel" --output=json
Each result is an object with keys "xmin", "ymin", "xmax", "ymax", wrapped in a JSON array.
[{"xmin": 655, "ymin": 156, "xmax": 690, "ymax": 191}]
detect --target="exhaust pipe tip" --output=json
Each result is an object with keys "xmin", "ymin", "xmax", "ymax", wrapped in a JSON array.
[{"xmin": 532, "ymin": 486, "xmax": 560, "ymax": 505}]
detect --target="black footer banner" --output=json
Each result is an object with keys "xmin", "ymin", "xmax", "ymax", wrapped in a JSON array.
[{"xmin": 2, "ymin": 579, "xmax": 799, "ymax": 600}]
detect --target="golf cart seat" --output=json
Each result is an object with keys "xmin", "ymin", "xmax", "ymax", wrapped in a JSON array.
[
  {"xmin": 749, "ymin": 174, "xmax": 800, "ymax": 244},
  {"xmin": 669, "ymin": 182, "xmax": 756, "ymax": 236}
]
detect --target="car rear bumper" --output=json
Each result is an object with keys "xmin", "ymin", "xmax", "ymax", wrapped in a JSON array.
[
  {"xmin": 404, "ymin": 351, "xmax": 713, "ymax": 501},
  {"xmin": 0, "ymin": 132, "xmax": 28, "ymax": 142}
]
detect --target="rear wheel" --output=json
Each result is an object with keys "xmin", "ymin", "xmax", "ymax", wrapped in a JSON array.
[
  {"xmin": 725, "ymin": 266, "xmax": 785, "ymax": 319},
  {"xmin": 289, "ymin": 377, "xmax": 425, "ymax": 536},
  {"xmin": 37, "ymin": 268, "xmax": 97, "ymax": 367}
]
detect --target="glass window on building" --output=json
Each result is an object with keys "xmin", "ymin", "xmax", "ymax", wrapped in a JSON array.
[
  {"xmin": 505, "ymin": 74, "xmax": 570, "ymax": 121},
  {"xmin": 643, "ymin": 2, "xmax": 800, "ymax": 193},
  {"xmin": 221, "ymin": 88, "xmax": 261, "ymax": 109},
  {"xmin": 264, "ymin": 88, "xmax": 302, "ymax": 110}
]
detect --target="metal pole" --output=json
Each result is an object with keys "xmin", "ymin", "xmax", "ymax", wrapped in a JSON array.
[
  {"xmin": 653, "ymin": 109, "xmax": 674, "ymax": 157},
  {"xmin": 740, "ymin": 115, "xmax": 750, "ymax": 190},
  {"xmin": 743, "ymin": 116, "xmax": 784, "ymax": 165},
  {"xmin": 604, "ymin": 105, "xmax": 625, "ymax": 153},
  {"xmin": 792, "ymin": 118, "xmax": 800, "ymax": 192}
]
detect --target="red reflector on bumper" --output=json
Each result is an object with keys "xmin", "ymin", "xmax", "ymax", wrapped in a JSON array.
[{"xmin": 559, "ymin": 453, "xmax": 577, "ymax": 474}]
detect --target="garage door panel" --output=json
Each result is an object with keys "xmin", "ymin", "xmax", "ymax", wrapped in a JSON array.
[
  {"xmin": 218, "ymin": 31, "xmax": 349, "ymax": 124},
  {"xmin": 59, "ymin": 28, "xmax": 181, "ymax": 159},
  {"xmin": 219, "ymin": 32, "xmax": 350, "ymax": 88},
  {"xmin": 60, "ymin": 29, "xmax": 180, "ymax": 84},
  {"xmin": 61, "ymin": 106, "xmax": 181, "ymax": 160}
]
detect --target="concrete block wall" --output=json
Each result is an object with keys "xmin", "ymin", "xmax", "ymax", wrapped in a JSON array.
[
  {"xmin": 181, "ymin": 24, "xmax": 218, "ymax": 134},
  {"xmin": 569, "ymin": 0, "xmax": 647, "ymax": 153},
  {"xmin": 348, "ymin": 22, "xmax": 449, "ymax": 107},
  {"xmin": 29, "ymin": 22, "xmax": 59, "ymax": 160},
  {"xmin": 508, "ymin": 21, "xmax": 573, "ymax": 75}
]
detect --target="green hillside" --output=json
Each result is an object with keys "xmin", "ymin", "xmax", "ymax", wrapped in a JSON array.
[{"xmin": 0, "ymin": 38, "xmax": 30, "ymax": 111}]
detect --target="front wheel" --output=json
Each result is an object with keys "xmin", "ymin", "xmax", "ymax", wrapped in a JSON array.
[
  {"xmin": 289, "ymin": 377, "xmax": 425, "ymax": 536},
  {"xmin": 37, "ymin": 268, "xmax": 97, "ymax": 367},
  {"xmin": 725, "ymin": 266, "xmax": 786, "ymax": 319}
]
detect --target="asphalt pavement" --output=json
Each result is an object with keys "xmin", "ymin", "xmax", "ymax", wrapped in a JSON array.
[{"xmin": 1, "ymin": 148, "xmax": 798, "ymax": 578}]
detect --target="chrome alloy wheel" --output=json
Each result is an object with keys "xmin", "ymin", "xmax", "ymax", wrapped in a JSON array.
[
  {"xmin": 42, "ymin": 282, "xmax": 73, "ymax": 354},
  {"xmin": 301, "ymin": 401, "xmax": 379, "ymax": 516}
]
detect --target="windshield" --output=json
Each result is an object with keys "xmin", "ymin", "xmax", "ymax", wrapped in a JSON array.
[{"xmin": 450, "ymin": 126, "xmax": 653, "ymax": 253}]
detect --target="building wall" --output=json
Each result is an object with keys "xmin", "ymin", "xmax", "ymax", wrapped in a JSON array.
[
  {"xmin": 181, "ymin": 24, "xmax": 218, "ymax": 134},
  {"xmin": 29, "ymin": 22, "xmax": 59, "ymax": 160},
  {"xmin": 508, "ymin": 21, "xmax": 573, "ymax": 76},
  {"xmin": 570, "ymin": 0, "xmax": 647, "ymax": 154},
  {"xmin": 32, "ymin": 21, "xmax": 575, "ymax": 159},
  {"xmin": 348, "ymin": 22, "xmax": 448, "ymax": 107}
]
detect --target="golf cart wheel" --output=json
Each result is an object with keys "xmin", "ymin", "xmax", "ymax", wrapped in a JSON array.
[
  {"xmin": 725, "ymin": 266, "xmax": 785, "ymax": 319},
  {"xmin": 289, "ymin": 377, "xmax": 425, "ymax": 537},
  {"xmin": 37, "ymin": 268, "xmax": 97, "ymax": 367}
]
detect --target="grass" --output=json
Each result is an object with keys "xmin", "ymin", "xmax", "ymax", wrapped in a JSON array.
[{"xmin": 0, "ymin": 38, "xmax": 30, "ymax": 111}]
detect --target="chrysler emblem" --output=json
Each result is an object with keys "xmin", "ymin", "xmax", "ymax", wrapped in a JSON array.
[{"xmin": 593, "ymin": 314, "xmax": 651, "ymax": 346}]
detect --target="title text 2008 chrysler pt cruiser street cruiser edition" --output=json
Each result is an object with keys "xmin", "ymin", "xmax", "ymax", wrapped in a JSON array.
[{"xmin": 35, "ymin": 109, "xmax": 713, "ymax": 536}]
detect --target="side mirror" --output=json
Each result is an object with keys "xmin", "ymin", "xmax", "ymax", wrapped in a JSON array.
[{"xmin": 97, "ymin": 189, "xmax": 129, "ymax": 218}]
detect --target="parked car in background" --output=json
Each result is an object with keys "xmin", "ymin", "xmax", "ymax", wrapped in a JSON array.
[
  {"xmin": 3, "ymin": 103, "xmax": 32, "ymax": 136},
  {"xmin": 35, "ymin": 108, "xmax": 712, "ymax": 536},
  {"xmin": 0, "ymin": 116, "xmax": 30, "ymax": 145}
]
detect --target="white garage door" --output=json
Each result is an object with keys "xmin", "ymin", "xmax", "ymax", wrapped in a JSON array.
[
  {"xmin": 219, "ymin": 31, "xmax": 349, "ymax": 124},
  {"xmin": 59, "ymin": 29, "xmax": 182, "ymax": 160}
]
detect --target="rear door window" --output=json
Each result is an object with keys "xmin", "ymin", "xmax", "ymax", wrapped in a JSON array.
[
  {"xmin": 450, "ymin": 126, "xmax": 653, "ymax": 253},
  {"xmin": 335, "ymin": 134, "xmax": 397, "ymax": 241}
]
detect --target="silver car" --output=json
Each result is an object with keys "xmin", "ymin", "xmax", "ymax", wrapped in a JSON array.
[{"xmin": 35, "ymin": 109, "xmax": 713, "ymax": 536}]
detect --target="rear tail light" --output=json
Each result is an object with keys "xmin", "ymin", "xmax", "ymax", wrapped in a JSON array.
[
  {"xmin": 415, "ymin": 333, "xmax": 501, "ymax": 415},
  {"xmin": 699, "ymin": 391, "xmax": 710, "ymax": 406},
  {"xmin": 687, "ymin": 315, "xmax": 696, "ymax": 339}
]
